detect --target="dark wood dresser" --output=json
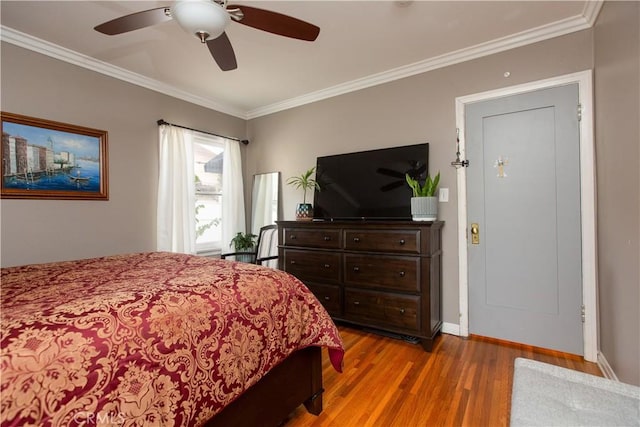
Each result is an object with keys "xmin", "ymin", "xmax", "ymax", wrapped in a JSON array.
[{"xmin": 277, "ymin": 220, "xmax": 443, "ymax": 351}]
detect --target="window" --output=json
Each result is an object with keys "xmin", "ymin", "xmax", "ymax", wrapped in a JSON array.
[
  {"xmin": 157, "ymin": 123, "xmax": 245, "ymax": 255},
  {"xmin": 193, "ymin": 134, "xmax": 223, "ymax": 253}
]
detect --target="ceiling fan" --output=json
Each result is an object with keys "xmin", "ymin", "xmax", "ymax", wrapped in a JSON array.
[
  {"xmin": 377, "ymin": 161, "xmax": 426, "ymax": 192},
  {"xmin": 94, "ymin": 0, "xmax": 320, "ymax": 71}
]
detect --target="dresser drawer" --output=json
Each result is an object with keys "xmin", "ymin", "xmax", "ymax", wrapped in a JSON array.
[
  {"xmin": 344, "ymin": 229, "xmax": 420, "ymax": 254},
  {"xmin": 305, "ymin": 283, "xmax": 342, "ymax": 316},
  {"xmin": 283, "ymin": 249, "xmax": 341, "ymax": 283},
  {"xmin": 283, "ymin": 228, "xmax": 341, "ymax": 249},
  {"xmin": 345, "ymin": 288, "xmax": 420, "ymax": 332},
  {"xmin": 344, "ymin": 254, "xmax": 420, "ymax": 292}
]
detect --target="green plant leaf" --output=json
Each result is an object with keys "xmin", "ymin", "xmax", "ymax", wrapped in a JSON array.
[
  {"xmin": 229, "ymin": 232, "xmax": 257, "ymax": 250},
  {"xmin": 405, "ymin": 174, "xmax": 419, "ymax": 197},
  {"xmin": 287, "ymin": 166, "xmax": 319, "ymax": 203},
  {"xmin": 430, "ymin": 172, "xmax": 441, "ymax": 196},
  {"xmin": 406, "ymin": 171, "xmax": 440, "ymax": 197}
]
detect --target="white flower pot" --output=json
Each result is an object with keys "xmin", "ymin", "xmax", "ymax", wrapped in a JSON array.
[{"xmin": 411, "ymin": 196, "xmax": 438, "ymax": 221}]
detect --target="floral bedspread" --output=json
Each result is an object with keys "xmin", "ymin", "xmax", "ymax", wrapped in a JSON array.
[{"xmin": 1, "ymin": 252, "xmax": 344, "ymax": 426}]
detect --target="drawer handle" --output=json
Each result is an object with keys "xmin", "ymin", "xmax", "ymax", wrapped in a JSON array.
[
  {"xmin": 324, "ymin": 236, "xmax": 331, "ymax": 241},
  {"xmin": 353, "ymin": 237, "xmax": 360, "ymax": 243},
  {"xmin": 399, "ymin": 239, "xmax": 406, "ymax": 245},
  {"xmin": 353, "ymin": 266, "xmax": 360, "ymax": 272},
  {"xmin": 290, "ymin": 260, "xmax": 296, "ymax": 265},
  {"xmin": 324, "ymin": 264, "xmax": 331, "ymax": 269},
  {"xmin": 290, "ymin": 235, "xmax": 296, "ymax": 240},
  {"xmin": 399, "ymin": 308, "xmax": 406, "ymax": 314},
  {"xmin": 324, "ymin": 296, "xmax": 331, "ymax": 301},
  {"xmin": 399, "ymin": 271, "xmax": 405, "ymax": 277},
  {"xmin": 353, "ymin": 301, "xmax": 360, "ymax": 305}
]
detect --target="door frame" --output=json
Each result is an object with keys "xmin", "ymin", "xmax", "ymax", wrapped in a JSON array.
[{"xmin": 454, "ymin": 70, "xmax": 597, "ymax": 362}]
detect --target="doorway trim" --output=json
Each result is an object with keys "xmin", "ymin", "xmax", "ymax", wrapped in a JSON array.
[{"xmin": 454, "ymin": 70, "xmax": 597, "ymax": 362}]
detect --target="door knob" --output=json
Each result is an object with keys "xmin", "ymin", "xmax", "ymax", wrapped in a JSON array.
[{"xmin": 471, "ymin": 223, "xmax": 480, "ymax": 245}]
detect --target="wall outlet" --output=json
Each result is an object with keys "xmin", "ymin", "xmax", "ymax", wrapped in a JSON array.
[{"xmin": 439, "ymin": 188, "xmax": 449, "ymax": 202}]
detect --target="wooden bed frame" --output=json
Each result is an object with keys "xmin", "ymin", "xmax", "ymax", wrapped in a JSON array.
[{"xmin": 206, "ymin": 346, "xmax": 323, "ymax": 426}]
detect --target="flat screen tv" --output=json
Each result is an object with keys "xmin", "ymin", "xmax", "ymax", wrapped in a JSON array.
[{"xmin": 313, "ymin": 143, "xmax": 428, "ymax": 220}]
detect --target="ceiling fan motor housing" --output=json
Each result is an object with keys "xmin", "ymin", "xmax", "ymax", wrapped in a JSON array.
[{"xmin": 172, "ymin": 0, "xmax": 230, "ymax": 42}]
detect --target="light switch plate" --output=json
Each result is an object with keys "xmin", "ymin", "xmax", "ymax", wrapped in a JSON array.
[{"xmin": 439, "ymin": 188, "xmax": 449, "ymax": 202}]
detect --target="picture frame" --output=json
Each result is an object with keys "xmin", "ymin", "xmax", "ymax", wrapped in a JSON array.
[{"xmin": 1, "ymin": 112, "xmax": 108, "ymax": 200}]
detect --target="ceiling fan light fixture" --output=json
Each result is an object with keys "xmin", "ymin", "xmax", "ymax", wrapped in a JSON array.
[{"xmin": 172, "ymin": 0, "xmax": 230, "ymax": 42}]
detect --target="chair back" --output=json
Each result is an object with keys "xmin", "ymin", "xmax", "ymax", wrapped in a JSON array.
[{"xmin": 255, "ymin": 225, "xmax": 279, "ymax": 268}]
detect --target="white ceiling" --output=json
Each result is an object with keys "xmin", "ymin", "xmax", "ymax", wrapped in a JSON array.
[{"xmin": 1, "ymin": 1, "xmax": 601, "ymax": 119}]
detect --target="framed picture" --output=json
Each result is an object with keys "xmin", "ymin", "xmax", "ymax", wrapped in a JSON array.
[{"xmin": 1, "ymin": 112, "xmax": 108, "ymax": 200}]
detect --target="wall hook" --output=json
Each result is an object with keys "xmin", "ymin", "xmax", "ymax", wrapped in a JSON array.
[{"xmin": 451, "ymin": 128, "xmax": 469, "ymax": 168}]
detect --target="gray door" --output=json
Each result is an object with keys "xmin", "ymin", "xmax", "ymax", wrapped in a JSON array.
[{"xmin": 466, "ymin": 84, "xmax": 583, "ymax": 355}]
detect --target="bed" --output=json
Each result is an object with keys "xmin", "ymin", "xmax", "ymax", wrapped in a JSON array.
[{"xmin": 0, "ymin": 252, "xmax": 344, "ymax": 426}]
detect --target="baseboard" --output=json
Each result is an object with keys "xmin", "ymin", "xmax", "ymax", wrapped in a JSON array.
[
  {"xmin": 442, "ymin": 322, "xmax": 460, "ymax": 336},
  {"xmin": 440, "ymin": 323, "xmax": 614, "ymax": 378},
  {"xmin": 597, "ymin": 351, "xmax": 619, "ymax": 381}
]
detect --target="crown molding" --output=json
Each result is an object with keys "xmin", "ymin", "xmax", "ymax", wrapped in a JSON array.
[
  {"xmin": 0, "ymin": 25, "xmax": 247, "ymax": 119},
  {"xmin": 1, "ymin": 1, "xmax": 603, "ymax": 121},
  {"xmin": 582, "ymin": 0, "xmax": 605, "ymax": 27},
  {"xmin": 246, "ymin": 5, "xmax": 601, "ymax": 119}
]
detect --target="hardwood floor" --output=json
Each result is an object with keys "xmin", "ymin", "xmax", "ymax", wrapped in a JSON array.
[{"xmin": 284, "ymin": 325, "xmax": 602, "ymax": 427}]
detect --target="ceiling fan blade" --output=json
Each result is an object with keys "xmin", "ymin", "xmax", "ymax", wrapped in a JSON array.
[
  {"xmin": 380, "ymin": 181, "xmax": 405, "ymax": 192},
  {"xmin": 94, "ymin": 7, "xmax": 172, "ymax": 35},
  {"xmin": 206, "ymin": 32, "xmax": 237, "ymax": 71},
  {"xmin": 376, "ymin": 167, "xmax": 404, "ymax": 179},
  {"xmin": 413, "ymin": 163, "xmax": 427, "ymax": 175},
  {"xmin": 227, "ymin": 5, "xmax": 320, "ymax": 41}
]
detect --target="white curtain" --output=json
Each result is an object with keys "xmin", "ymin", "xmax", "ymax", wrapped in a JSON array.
[
  {"xmin": 221, "ymin": 139, "xmax": 246, "ymax": 251},
  {"xmin": 156, "ymin": 125, "xmax": 196, "ymax": 253}
]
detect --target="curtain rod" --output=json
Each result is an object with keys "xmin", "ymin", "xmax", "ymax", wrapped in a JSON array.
[{"xmin": 157, "ymin": 119, "xmax": 249, "ymax": 145}]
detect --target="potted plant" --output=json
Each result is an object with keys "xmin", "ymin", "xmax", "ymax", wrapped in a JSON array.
[
  {"xmin": 405, "ymin": 171, "xmax": 440, "ymax": 221},
  {"xmin": 229, "ymin": 231, "xmax": 257, "ymax": 262},
  {"xmin": 286, "ymin": 166, "xmax": 320, "ymax": 221}
]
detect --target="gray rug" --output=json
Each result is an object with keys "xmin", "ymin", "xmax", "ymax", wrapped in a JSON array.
[{"xmin": 510, "ymin": 357, "xmax": 640, "ymax": 426}]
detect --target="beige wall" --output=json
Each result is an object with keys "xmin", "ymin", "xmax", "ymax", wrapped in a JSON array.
[
  {"xmin": 593, "ymin": 1, "xmax": 640, "ymax": 385},
  {"xmin": 0, "ymin": 43, "xmax": 246, "ymax": 267},
  {"xmin": 246, "ymin": 29, "xmax": 594, "ymax": 334}
]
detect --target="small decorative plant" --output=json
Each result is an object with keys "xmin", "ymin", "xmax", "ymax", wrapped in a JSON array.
[
  {"xmin": 229, "ymin": 232, "xmax": 257, "ymax": 251},
  {"xmin": 286, "ymin": 166, "xmax": 320, "ymax": 204},
  {"xmin": 195, "ymin": 203, "xmax": 220, "ymax": 239},
  {"xmin": 405, "ymin": 171, "xmax": 440, "ymax": 197}
]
